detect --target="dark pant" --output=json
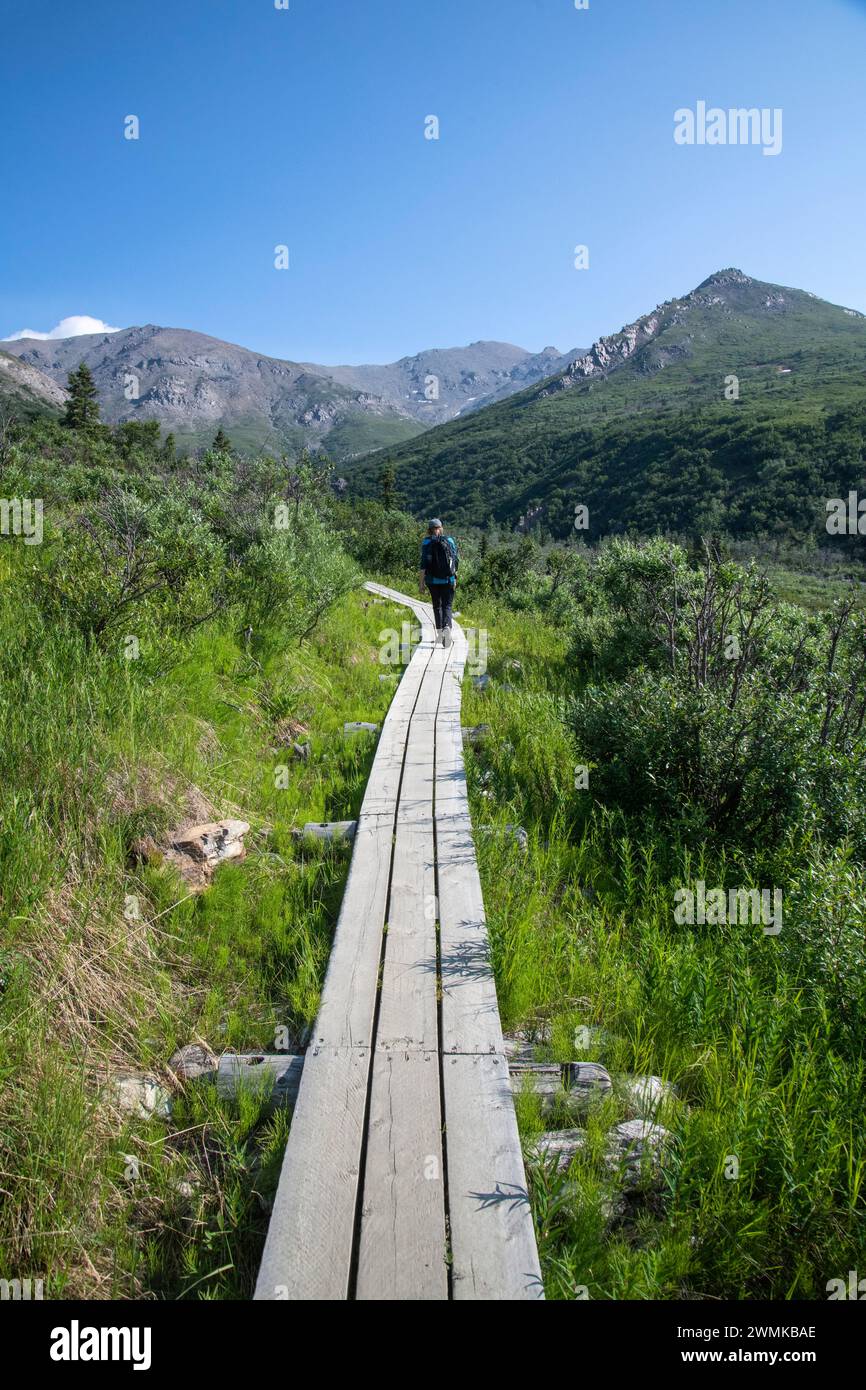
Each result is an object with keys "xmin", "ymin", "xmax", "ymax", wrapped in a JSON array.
[{"xmin": 427, "ymin": 582, "xmax": 454, "ymax": 630}]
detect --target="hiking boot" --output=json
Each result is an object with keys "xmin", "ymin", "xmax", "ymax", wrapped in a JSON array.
[{"xmin": 442, "ymin": 626, "xmax": 452, "ymax": 649}]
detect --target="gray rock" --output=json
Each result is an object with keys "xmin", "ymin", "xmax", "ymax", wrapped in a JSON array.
[
  {"xmin": 617, "ymin": 1074, "xmax": 676, "ymax": 1118},
  {"xmin": 506, "ymin": 824, "xmax": 529, "ymax": 853},
  {"xmin": 343, "ymin": 721, "xmax": 379, "ymax": 736},
  {"xmin": 172, "ymin": 819, "xmax": 249, "ymax": 868},
  {"xmin": 461, "ymin": 723, "xmax": 492, "ymax": 746},
  {"xmin": 0, "ymin": 351, "xmax": 69, "ymax": 410},
  {"xmin": 472, "ymin": 673, "xmax": 491, "ymax": 691},
  {"xmin": 605, "ymin": 1119, "xmax": 672, "ymax": 1187},
  {"xmin": 529, "ymin": 1128, "xmax": 587, "ymax": 1172},
  {"xmin": 168, "ymin": 1042, "xmax": 217, "ymax": 1082},
  {"xmin": 107, "ymin": 1072, "xmax": 171, "ymax": 1121}
]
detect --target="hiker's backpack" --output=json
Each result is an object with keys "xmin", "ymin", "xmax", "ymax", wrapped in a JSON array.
[{"xmin": 428, "ymin": 535, "xmax": 456, "ymax": 580}]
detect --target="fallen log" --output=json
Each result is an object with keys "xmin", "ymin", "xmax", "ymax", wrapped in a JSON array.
[
  {"xmin": 294, "ymin": 821, "xmax": 357, "ymax": 843},
  {"xmin": 510, "ymin": 1060, "xmax": 612, "ymax": 1113},
  {"xmin": 216, "ymin": 1054, "xmax": 305, "ymax": 1110}
]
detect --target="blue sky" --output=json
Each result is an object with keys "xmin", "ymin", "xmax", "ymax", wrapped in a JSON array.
[{"xmin": 1, "ymin": 0, "xmax": 864, "ymax": 362}]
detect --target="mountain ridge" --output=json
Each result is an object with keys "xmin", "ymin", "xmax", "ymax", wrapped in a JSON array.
[
  {"xmin": 538, "ymin": 267, "xmax": 865, "ymax": 396},
  {"xmin": 1, "ymin": 325, "xmax": 585, "ymax": 459},
  {"xmin": 345, "ymin": 268, "xmax": 866, "ymax": 540},
  {"xmin": 0, "ymin": 347, "xmax": 68, "ymax": 419}
]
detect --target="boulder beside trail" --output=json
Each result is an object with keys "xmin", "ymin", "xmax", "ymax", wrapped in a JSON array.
[
  {"xmin": 529, "ymin": 1128, "xmax": 587, "ymax": 1172},
  {"xmin": 462, "ymin": 724, "xmax": 492, "ymax": 747},
  {"xmin": 528, "ymin": 1118, "xmax": 673, "ymax": 1189},
  {"xmin": 172, "ymin": 819, "xmax": 249, "ymax": 866},
  {"xmin": 168, "ymin": 1042, "xmax": 218, "ymax": 1082},
  {"xmin": 606, "ymin": 1119, "xmax": 672, "ymax": 1187},
  {"xmin": 162, "ymin": 818, "xmax": 250, "ymax": 888},
  {"xmin": 617, "ymin": 1074, "xmax": 676, "ymax": 1119},
  {"xmin": 104, "ymin": 1071, "xmax": 171, "ymax": 1121}
]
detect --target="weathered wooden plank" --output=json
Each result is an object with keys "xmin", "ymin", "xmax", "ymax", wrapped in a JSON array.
[
  {"xmin": 431, "ymin": 604, "xmax": 543, "ymax": 1299},
  {"xmin": 436, "ymin": 825, "xmax": 504, "ymax": 1055},
  {"xmin": 442, "ymin": 1051, "xmax": 544, "ymax": 1301},
  {"xmin": 435, "ymin": 701, "xmax": 505, "ymax": 1054},
  {"xmin": 310, "ymin": 815, "xmax": 394, "ymax": 1050},
  {"xmin": 254, "ymin": 1045, "xmax": 370, "ymax": 1300},
  {"xmin": 298, "ymin": 821, "xmax": 357, "ymax": 843},
  {"xmin": 356, "ymin": 639, "xmax": 433, "ymax": 816},
  {"xmin": 376, "ymin": 821, "xmax": 437, "ymax": 1048},
  {"xmin": 313, "ymin": 631, "xmax": 440, "ymax": 1048},
  {"xmin": 257, "ymin": 596, "xmax": 438, "ymax": 1300},
  {"xmin": 356, "ymin": 1049, "xmax": 447, "ymax": 1301},
  {"xmin": 357, "ymin": 640, "xmax": 448, "ymax": 1293}
]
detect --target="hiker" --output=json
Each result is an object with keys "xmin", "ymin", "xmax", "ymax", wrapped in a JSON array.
[{"xmin": 419, "ymin": 518, "xmax": 458, "ymax": 647}]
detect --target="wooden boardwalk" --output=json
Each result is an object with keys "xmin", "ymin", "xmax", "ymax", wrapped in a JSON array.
[{"xmin": 254, "ymin": 583, "xmax": 543, "ymax": 1301}]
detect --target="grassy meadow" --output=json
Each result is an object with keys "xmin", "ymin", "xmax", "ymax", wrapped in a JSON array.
[
  {"xmin": 0, "ymin": 476, "xmax": 406, "ymax": 1295},
  {"xmin": 459, "ymin": 569, "xmax": 866, "ymax": 1300},
  {"xmin": 1, "ymin": 395, "xmax": 864, "ymax": 1301}
]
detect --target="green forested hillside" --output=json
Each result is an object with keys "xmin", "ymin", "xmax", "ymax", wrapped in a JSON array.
[{"xmin": 352, "ymin": 271, "xmax": 866, "ymax": 546}]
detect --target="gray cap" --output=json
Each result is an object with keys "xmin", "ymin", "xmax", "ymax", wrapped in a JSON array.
[{"xmin": 428, "ymin": 517, "xmax": 443, "ymax": 531}]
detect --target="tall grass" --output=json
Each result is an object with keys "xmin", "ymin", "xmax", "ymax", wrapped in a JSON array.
[
  {"xmin": 0, "ymin": 553, "xmax": 405, "ymax": 1297},
  {"xmin": 462, "ymin": 591, "xmax": 866, "ymax": 1300}
]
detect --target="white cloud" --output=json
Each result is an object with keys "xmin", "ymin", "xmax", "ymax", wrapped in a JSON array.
[{"xmin": 2, "ymin": 315, "xmax": 123, "ymax": 342}]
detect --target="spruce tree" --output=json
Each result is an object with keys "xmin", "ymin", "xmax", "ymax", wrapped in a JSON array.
[
  {"xmin": 379, "ymin": 461, "xmax": 396, "ymax": 506},
  {"xmin": 62, "ymin": 363, "xmax": 100, "ymax": 431},
  {"xmin": 212, "ymin": 427, "xmax": 232, "ymax": 453}
]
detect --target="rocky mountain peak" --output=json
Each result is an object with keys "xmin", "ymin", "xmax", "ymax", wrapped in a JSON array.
[{"xmin": 696, "ymin": 268, "xmax": 754, "ymax": 290}]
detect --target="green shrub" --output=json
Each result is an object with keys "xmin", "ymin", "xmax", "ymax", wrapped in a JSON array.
[
  {"xmin": 236, "ymin": 503, "xmax": 357, "ymax": 646},
  {"xmin": 331, "ymin": 498, "xmax": 420, "ymax": 576},
  {"xmin": 31, "ymin": 489, "xmax": 226, "ymax": 666},
  {"xmin": 569, "ymin": 540, "xmax": 866, "ymax": 851}
]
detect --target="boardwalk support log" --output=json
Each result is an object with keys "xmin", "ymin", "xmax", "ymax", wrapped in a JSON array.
[
  {"xmin": 216, "ymin": 1054, "xmax": 305, "ymax": 1110},
  {"xmin": 294, "ymin": 821, "xmax": 357, "ymax": 843}
]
